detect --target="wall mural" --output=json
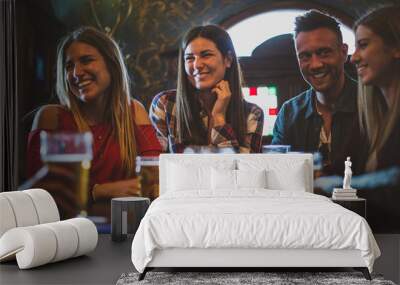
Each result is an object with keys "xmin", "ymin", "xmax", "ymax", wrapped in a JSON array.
[
  {"xmin": 89, "ymin": 0, "xmax": 134, "ymax": 37},
  {"xmin": 49, "ymin": 0, "xmax": 397, "ymax": 106},
  {"xmin": 20, "ymin": 0, "xmax": 400, "ymax": 233},
  {"xmin": 83, "ymin": 0, "xmax": 235, "ymax": 106}
]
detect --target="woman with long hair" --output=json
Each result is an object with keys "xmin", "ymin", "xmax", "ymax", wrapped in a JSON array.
[
  {"xmin": 150, "ymin": 25, "xmax": 264, "ymax": 153},
  {"xmin": 314, "ymin": 6, "xmax": 400, "ymax": 231},
  {"xmin": 27, "ymin": 27, "xmax": 162, "ymax": 219},
  {"xmin": 351, "ymin": 5, "xmax": 400, "ymax": 172}
]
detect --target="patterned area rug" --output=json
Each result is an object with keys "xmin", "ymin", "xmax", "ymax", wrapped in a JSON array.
[{"xmin": 117, "ymin": 271, "xmax": 396, "ymax": 285}]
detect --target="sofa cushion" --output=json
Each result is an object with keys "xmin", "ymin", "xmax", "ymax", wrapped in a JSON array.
[{"xmin": 0, "ymin": 218, "xmax": 97, "ymax": 269}]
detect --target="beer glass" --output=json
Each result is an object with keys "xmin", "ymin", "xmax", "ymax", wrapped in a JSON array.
[
  {"xmin": 40, "ymin": 131, "xmax": 93, "ymax": 217},
  {"xmin": 135, "ymin": 156, "xmax": 159, "ymax": 200},
  {"xmin": 313, "ymin": 152, "xmax": 323, "ymax": 179}
]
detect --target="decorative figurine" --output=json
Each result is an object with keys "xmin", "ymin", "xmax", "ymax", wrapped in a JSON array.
[
  {"xmin": 343, "ymin": 157, "xmax": 352, "ymax": 189},
  {"xmin": 333, "ymin": 157, "xmax": 357, "ymax": 199}
]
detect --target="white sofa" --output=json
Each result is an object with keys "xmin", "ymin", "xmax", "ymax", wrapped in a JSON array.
[{"xmin": 0, "ymin": 189, "xmax": 98, "ymax": 269}]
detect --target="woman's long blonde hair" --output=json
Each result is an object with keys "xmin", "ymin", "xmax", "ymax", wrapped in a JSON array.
[
  {"xmin": 56, "ymin": 27, "xmax": 136, "ymax": 177},
  {"xmin": 354, "ymin": 6, "xmax": 400, "ymax": 171}
]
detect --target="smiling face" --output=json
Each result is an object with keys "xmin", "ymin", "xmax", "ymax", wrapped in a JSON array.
[
  {"xmin": 295, "ymin": 28, "xmax": 348, "ymax": 96},
  {"xmin": 184, "ymin": 37, "xmax": 232, "ymax": 91},
  {"xmin": 65, "ymin": 41, "xmax": 111, "ymax": 103},
  {"xmin": 351, "ymin": 25, "xmax": 400, "ymax": 87}
]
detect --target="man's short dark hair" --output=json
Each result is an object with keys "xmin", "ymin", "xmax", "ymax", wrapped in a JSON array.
[{"xmin": 294, "ymin": 10, "xmax": 343, "ymax": 43}]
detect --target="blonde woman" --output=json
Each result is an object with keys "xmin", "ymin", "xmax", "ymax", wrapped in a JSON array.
[
  {"xmin": 27, "ymin": 27, "xmax": 161, "ymax": 219},
  {"xmin": 352, "ymin": 5, "xmax": 400, "ymax": 172},
  {"xmin": 315, "ymin": 6, "xmax": 400, "ymax": 193},
  {"xmin": 313, "ymin": 6, "xmax": 400, "ymax": 232}
]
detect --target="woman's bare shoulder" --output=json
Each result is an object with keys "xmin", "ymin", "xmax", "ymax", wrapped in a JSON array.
[
  {"xmin": 132, "ymin": 99, "xmax": 151, "ymax": 125},
  {"xmin": 31, "ymin": 104, "xmax": 67, "ymax": 131}
]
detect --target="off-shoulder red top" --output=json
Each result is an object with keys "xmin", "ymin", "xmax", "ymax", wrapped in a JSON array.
[{"xmin": 27, "ymin": 106, "xmax": 162, "ymax": 189}]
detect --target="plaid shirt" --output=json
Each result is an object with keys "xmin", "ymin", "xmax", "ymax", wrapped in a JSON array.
[{"xmin": 149, "ymin": 90, "xmax": 264, "ymax": 153}]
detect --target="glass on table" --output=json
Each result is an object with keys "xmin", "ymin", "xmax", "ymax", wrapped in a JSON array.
[
  {"xmin": 40, "ymin": 131, "xmax": 93, "ymax": 217},
  {"xmin": 135, "ymin": 156, "xmax": 159, "ymax": 200},
  {"xmin": 313, "ymin": 151, "xmax": 324, "ymax": 179}
]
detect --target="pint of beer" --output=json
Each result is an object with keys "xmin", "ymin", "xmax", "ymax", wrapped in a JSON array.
[
  {"xmin": 135, "ymin": 156, "xmax": 159, "ymax": 200},
  {"xmin": 313, "ymin": 152, "xmax": 323, "ymax": 179},
  {"xmin": 40, "ymin": 131, "xmax": 93, "ymax": 217}
]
